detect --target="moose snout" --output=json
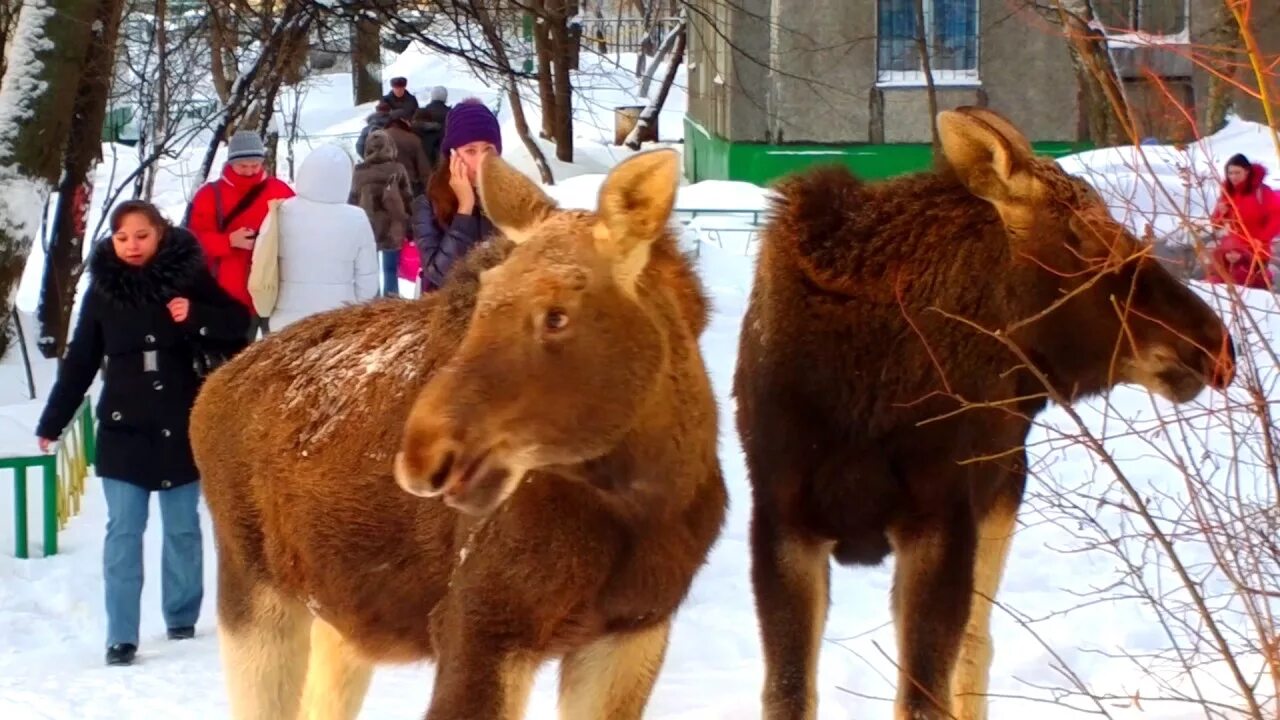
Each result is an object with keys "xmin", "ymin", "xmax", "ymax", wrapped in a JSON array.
[
  {"xmin": 393, "ymin": 423, "xmax": 464, "ymax": 499},
  {"xmin": 394, "ymin": 418, "xmax": 520, "ymax": 516},
  {"xmin": 1207, "ymin": 333, "xmax": 1237, "ymax": 391}
]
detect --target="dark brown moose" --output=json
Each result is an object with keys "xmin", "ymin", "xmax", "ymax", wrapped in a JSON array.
[
  {"xmin": 733, "ymin": 106, "xmax": 1236, "ymax": 720},
  {"xmin": 190, "ymin": 148, "xmax": 727, "ymax": 720}
]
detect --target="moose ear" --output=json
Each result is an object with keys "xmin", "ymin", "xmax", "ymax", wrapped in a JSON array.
[
  {"xmin": 477, "ymin": 152, "xmax": 557, "ymax": 245},
  {"xmin": 937, "ymin": 108, "xmax": 1040, "ymax": 222},
  {"xmin": 594, "ymin": 148, "xmax": 680, "ymax": 291}
]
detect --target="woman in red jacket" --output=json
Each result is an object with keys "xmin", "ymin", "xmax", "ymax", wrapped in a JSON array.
[
  {"xmin": 1206, "ymin": 153, "xmax": 1280, "ymax": 289},
  {"xmin": 186, "ymin": 131, "xmax": 295, "ymax": 339}
]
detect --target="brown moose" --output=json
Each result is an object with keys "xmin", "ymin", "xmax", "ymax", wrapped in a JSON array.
[
  {"xmin": 733, "ymin": 106, "xmax": 1236, "ymax": 720},
  {"xmin": 189, "ymin": 148, "xmax": 727, "ymax": 720}
]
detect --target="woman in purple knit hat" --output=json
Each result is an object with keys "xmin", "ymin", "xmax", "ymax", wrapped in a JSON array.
[{"xmin": 412, "ymin": 98, "xmax": 502, "ymax": 292}]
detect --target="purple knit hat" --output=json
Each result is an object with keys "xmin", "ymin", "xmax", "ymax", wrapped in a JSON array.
[{"xmin": 441, "ymin": 99, "xmax": 502, "ymax": 157}]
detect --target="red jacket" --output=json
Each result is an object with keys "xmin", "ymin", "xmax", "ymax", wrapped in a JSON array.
[
  {"xmin": 187, "ymin": 164, "xmax": 295, "ymax": 310},
  {"xmin": 1211, "ymin": 163, "xmax": 1280, "ymax": 261}
]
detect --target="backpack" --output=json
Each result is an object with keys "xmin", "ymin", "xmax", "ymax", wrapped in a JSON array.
[
  {"xmin": 382, "ymin": 168, "xmax": 408, "ymax": 221},
  {"xmin": 359, "ymin": 167, "xmax": 409, "ymax": 247},
  {"xmin": 246, "ymin": 199, "xmax": 284, "ymax": 317}
]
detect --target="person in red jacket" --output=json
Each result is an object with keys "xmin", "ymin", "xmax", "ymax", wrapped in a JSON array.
[
  {"xmin": 1206, "ymin": 153, "xmax": 1280, "ymax": 289},
  {"xmin": 186, "ymin": 130, "xmax": 295, "ymax": 339}
]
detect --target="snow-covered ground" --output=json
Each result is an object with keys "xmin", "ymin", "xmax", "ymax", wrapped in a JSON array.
[{"xmin": 2, "ymin": 41, "xmax": 1279, "ymax": 719}]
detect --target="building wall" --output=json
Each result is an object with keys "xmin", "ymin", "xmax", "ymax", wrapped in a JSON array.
[
  {"xmin": 685, "ymin": 0, "xmax": 770, "ymax": 142},
  {"xmin": 1189, "ymin": 0, "xmax": 1280, "ymax": 130},
  {"xmin": 766, "ymin": 0, "xmax": 876, "ymax": 144},
  {"xmin": 976, "ymin": 1, "xmax": 1080, "ymax": 142},
  {"xmin": 687, "ymin": 0, "xmax": 1082, "ymax": 149}
]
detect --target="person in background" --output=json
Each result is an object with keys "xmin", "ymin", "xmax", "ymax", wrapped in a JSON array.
[
  {"xmin": 382, "ymin": 76, "xmax": 419, "ymax": 116},
  {"xmin": 35, "ymin": 201, "xmax": 249, "ymax": 667},
  {"xmin": 416, "ymin": 86, "xmax": 451, "ymax": 166},
  {"xmin": 265, "ymin": 144, "xmax": 379, "ymax": 328},
  {"xmin": 351, "ymin": 130, "xmax": 415, "ymax": 298},
  {"xmin": 355, "ymin": 100, "xmax": 392, "ymax": 159},
  {"xmin": 1206, "ymin": 153, "xmax": 1280, "ymax": 289},
  {"xmin": 414, "ymin": 99, "xmax": 501, "ymax": 292},
  {"xmin": 383, "ymin": 109, "xmax": 434, "ymax": 197},
  {"xmin": 186, "ymin": 130, "xmax": 294, "ymax": 340}
]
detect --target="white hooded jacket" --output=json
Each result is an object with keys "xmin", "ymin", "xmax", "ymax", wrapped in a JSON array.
[{"xmin": 260, "ymin": 145, "xmax": 378, "ymax": 330}]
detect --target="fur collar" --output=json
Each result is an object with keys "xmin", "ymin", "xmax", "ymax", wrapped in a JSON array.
[{"xmin": 89, "ymin": 226, "xmax": 207, "ymax": 308}]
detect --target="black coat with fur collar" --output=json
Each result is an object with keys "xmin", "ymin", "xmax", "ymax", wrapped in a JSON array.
[{"xmin": 36, "ymin": 226, "xmax": 250, "ymax": 491}]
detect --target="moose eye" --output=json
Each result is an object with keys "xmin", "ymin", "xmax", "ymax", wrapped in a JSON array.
[{"xmin": 544, "ymin": 308, "xmax": 570, "ymax": 332}]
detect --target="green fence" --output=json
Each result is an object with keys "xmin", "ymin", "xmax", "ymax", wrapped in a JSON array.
[
  {"xmin": 2, "ymin": 398, "xmax": 94, "ymax": 558},
  {"xmin": 683, "ymin": 115, "xmax": 1092, "ymax": 186}
]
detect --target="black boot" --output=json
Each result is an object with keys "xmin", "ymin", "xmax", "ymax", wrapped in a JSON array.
[
  {"xmin": 105, "ymin": 643, "xmax": 137, "ymax": 666},
  {"xmin": 167, "ymin": 626, "xmax": 195, "ymax": 640}
]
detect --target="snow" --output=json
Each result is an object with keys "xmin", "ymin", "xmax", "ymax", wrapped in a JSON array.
[
  {"xmin": 1056, "ymin": 116, "xmax": 1280, "ymax": 245},
  {"xmin": 0, "ymin": 0, "xmax": 57, "ymax": 307},
  {"xmin": 2, "ymin": 38, "xmax": 1279, "ymax": 720}
]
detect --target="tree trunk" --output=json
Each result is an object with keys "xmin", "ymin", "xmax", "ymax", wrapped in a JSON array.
[
  {"xmin": 625, "ymin": 20, "xmax": 684, "ymax": 150},
  {"xmin": 0, "ymin": 0, "xmax": 22, "ymax": 80},
  {"xmin": 547, "ymin": 0, "xmax": 577, "ymax": 163},
  {"xmin": 0, "ymin": 0, "xmax": 102, "ymax": 361},
  {"xmin": 1054, "ymin": 0, "xmax": 1132, "ymax": 145},
  {"xmin": 637, "ymin": 16, "xmax": 682, "ymax": 98},
  {"xmin": 532, "ymin": 4, "xmax": 556, "ymax": 140},
  {"xmin": 144, "ymin": 0, "xmax": 168, "ymax": 200},
  {"xmin": 1202, "ymin": 2, "xmax": 1242, "ymax": 134},
  {"xmin": 185, "ymin": 1, "xmax": 313, "ymax": 221},
  {"xmin": 35, "ymin": 0, "xmax": 126, "ymax": 359},
  {"xmin": 472, "ymin": 0, "xmax": 556, "ymax": 185},
  {"xmin": 351, "ymin": 14, "xmax": 382, "ymax": 105},
  {"xmin": 208, "ymin": 3, "xmax": 236, "ymax": 104},
  {"xmin": 912, "ymin": 0, "xmax": 940, "ymax": 152}
]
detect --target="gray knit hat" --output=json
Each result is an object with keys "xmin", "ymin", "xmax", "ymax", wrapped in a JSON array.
[
  {"xmin": 430, "ymin": 85, "xmax": 448, "ymax": 103},
  {"xmin": 226, "ymin": 130, "xmax": 266, "ymax": 162}
]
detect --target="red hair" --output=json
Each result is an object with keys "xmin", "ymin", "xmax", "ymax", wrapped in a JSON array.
[{"xmin": 427, "ymin": 156, "xmax": 457, "ymax": 229}]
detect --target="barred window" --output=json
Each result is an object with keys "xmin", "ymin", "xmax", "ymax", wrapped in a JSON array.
[{"xmin": 876, "ymin": 0, "xmax": 980, "ymax": 85}]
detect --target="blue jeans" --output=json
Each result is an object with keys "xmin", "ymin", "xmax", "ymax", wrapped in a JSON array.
[
  {"xmin": 102, "ymin": 478, "xmax": 203, "ymax": 647},
  {"xmin": 381, "ymin": 248, "xmax": 401, "ymax": 297}
]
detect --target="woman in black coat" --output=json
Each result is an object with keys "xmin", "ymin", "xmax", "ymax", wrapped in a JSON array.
[{"xmin": 35, "ymin": 200, "xmax": 249, "ymax": 666}]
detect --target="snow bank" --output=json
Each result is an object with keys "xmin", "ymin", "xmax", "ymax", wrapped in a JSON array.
[{"xmin": 1057, "ymin": 117, "xmax": 1280, "ymax": 245}]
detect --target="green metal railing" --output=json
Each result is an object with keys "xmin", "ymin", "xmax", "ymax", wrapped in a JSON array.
[{"xmin": 2, "ymin": 398, "xmax": 94, "ymax": 558}]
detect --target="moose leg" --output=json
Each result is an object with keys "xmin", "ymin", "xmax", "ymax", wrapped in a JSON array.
[
  {"xmin": 557, "ymin": 620, "xmax": 672, "ymax": 720},
  {"xmin": 951, "ymin": 470, "xmax": 1024, "ymax": 720},
  {"xmin": 424, "ymin": 651, "xmax": 538, "ymax": 720},
  {"xmin": 217, "ymin": 582, "xmax": 313, "ymax": 720},
  {"xmin": 888, "ymin": 508, "xmax": 978, "ymax": 720},
  {"xmin": 298, "ymin": 618, "xmax": 374, "ymax": 720},
  {"xmin": 751, "ymin": 507, "xmax": 834, "ymax": 720}
]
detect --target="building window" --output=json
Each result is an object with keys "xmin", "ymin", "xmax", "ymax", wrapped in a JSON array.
[{"xmin": 876, "ymin": 0, "xmax": 979, "ymax": 86}]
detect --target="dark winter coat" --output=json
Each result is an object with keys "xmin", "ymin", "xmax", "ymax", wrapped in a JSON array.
[
  {"xmin": 415, "ymin": 100, "xmax": 450, "ymax": 166},
  {"xmin": 36, "ymin": 227, "xmax": 251, "ymax": 492},
  {"xmin": 381, "ymin": 89, "xmax": 420, "ymax": 117},
  {"xmin": 355, "ymin": 111, "xmax": 392, "ymax": 159},
  {"xmin": 349, "ymin": 130, "xmax": 415, "ymax": 251},
  {"xmin": 384, "ymin": 121, "xmax": 434, "ymax": 196},
  {"xmin": 412, "ymin": 195, "xmax": 495, "ymax": 292}
]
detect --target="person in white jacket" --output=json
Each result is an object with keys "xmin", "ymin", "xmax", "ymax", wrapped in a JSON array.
[{"xmin": 260, "ymin": 144, "xmax": 379, "ymax": 330}]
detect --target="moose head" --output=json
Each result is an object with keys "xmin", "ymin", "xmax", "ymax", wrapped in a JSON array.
[
  {"xmin": 936, "ymin": 106, "xmax": 1236, "ymax": 402},
  {"xmin": 393, "ymin": 149, "xmax": 683, "ymax": 515}
]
